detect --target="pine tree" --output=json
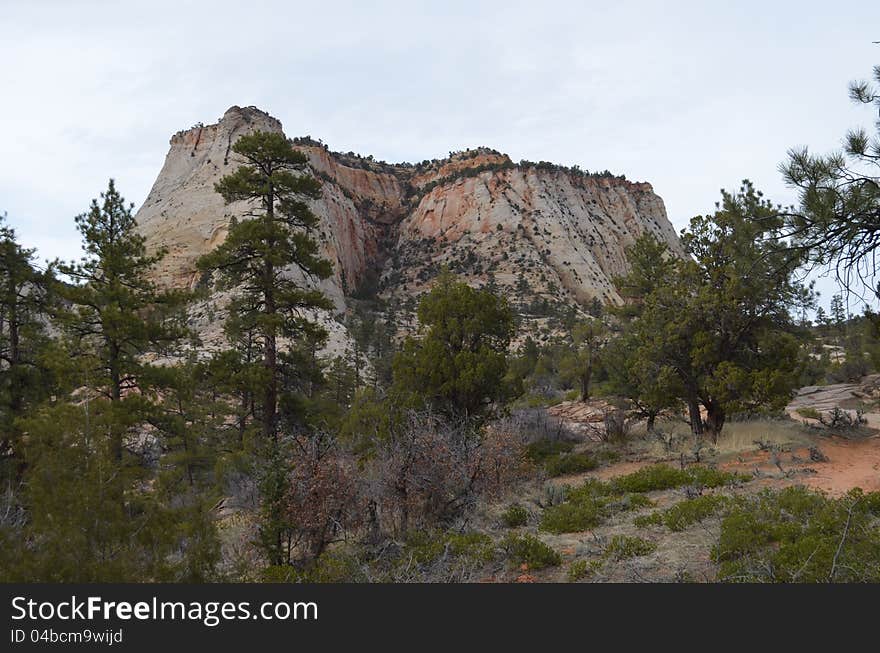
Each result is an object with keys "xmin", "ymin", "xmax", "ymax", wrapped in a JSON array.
[
  {"xmin": 56, "ymin": 179, "xmax": 189, "ymax": 462},
  {"xmin": 0, "ymin": 213, "xmax": 54, "ymax": 476},
  {"xmin": 830, "ymin": 293, "xmax": 847, "ymax": 341},
  {"xmin": 197, "ymin": 131, "xmax": 332, "ymax": 443},
  {"xmin": 205, "ymin": 326, "xmax": 262, "ymax": 452},
  {"xmin": 196, "ymin": 131, "xmax": 333, "ymax": 568},
  {"xmin": 815, "ymin": 306, "xmax": 829, "ymax": 333},
  {"xmin": 782, "ymin": 64, "xmax": 880, "ymax": 297},
  {"xmin": 12, "ymin": 181, "xmax": 199, "ymax": 580},
  {"xmin": 560, "ymin": 318, "xmax": 606, "ymax": 402},
  {"xmin": 611, "ymin": 184, "xmax": 812, "ymax": 441}
]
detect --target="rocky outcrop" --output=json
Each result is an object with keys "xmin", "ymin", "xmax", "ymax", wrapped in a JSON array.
[
  {"xmin": 136, "ymin": 106, "xmax": 402, "ymax": 310},
  {"xmin": 136, "ymin": 106, "xmax": 684, "ymax": 336},
  {"xmin": 388, "ymin": 156, "xmax": 683, "ymax": 306}
]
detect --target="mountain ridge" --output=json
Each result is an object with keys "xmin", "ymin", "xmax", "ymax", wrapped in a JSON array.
[{"xmin": 135, "ymin": 105, "xmax": 685, "ymax": 341}]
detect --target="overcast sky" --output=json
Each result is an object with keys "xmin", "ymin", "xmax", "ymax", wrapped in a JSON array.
[{"xmin": 1, "ymin": 0, "xmax": 878, "ymax": 308}]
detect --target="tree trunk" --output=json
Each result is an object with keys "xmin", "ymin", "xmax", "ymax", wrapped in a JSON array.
[
  {"xmin": 705, "ymin": 400, "xmax": 725, "ymax": 443},
  {"xmin": 262, "ymin": 183, "xmax": 278, "ymax": 443},
  {"xmin": 366, "ymin": 499, "xmax": 380, "ymax": 542},
  {"xmin": 686, "ymin": 393, "xmax": 704, "ymax": 439},
  {"xmin": 263, "ymin": 310, "xmax": 277, "ymax": 443},
  {"xmin": 579, "ymin": 358, "xmax": 592, "ymax": 403},
  {"xmin": 108, "ymin": 338, "xmax": 123, "ymax": 463},
  {"xmin": 2, "ymin": 284, "xmax": 20, "ymax": 460},
  {"xmin": 646, "ymin": 412, "xmax": 656, "ymax": 433},
  {"xmin": 238, "ymin": 392, "xmax": 248, "ymax": 450}
]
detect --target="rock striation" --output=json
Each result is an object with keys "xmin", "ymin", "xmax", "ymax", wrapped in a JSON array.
[{"xmin": 136, "ymin": 106, "xmax": 685, "ymax": 339}]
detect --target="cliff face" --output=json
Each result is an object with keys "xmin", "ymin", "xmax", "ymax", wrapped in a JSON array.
[
  {"xmin": 388, "ymin": 156, "xmax": 683, "ymax": 306},
  {"xmin": 136, "ymin": 106, "xmax": 684, "ymax": 327},
  {"xmin": 136, "ymin": 106, "xmax": 400, "ymax": 310}
]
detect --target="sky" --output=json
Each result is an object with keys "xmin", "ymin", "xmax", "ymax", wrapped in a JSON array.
[{"xmin": 1, "ymin": 0, "xmax": 878, "ymax": 310}]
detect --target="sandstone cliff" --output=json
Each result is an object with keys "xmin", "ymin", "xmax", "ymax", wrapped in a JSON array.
[{"xmin": 135, "ymin": 106, "xmax": 684, "ymax": 345}]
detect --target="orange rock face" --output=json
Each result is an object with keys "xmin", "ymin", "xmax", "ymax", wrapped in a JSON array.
[{"xmin": 136, "ymin": 105, "xmax": 684, "ymax": 325}]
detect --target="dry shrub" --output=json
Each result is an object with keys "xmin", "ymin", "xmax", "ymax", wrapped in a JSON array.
[
  {"xmin": 495, "ymin": 408, "xmax": 579, "ymax": 446},
  {"xmin": 600, "ymin": 406, "xmax": 634, "ymax": 442},
  {"xmin": 284, "ymin": 435, "xmax": 363, "ymax": 560},
  {"xmin": 366, "ymin": 411, "xmax": 528, "ymax": 535}
]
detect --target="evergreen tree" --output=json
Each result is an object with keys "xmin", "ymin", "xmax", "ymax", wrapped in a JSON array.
[
  {"xmin": 197, "ymin": 131, "xmax": 332, "ymax": 443},
  {"xmin": 372, "ymin": 299, "xmax": 398, "ymax": 389},
  {"xmin": 56, "ymin": 180, "xmax": 189, "ymax": 462},
  {"xmin": 10, "ymin": 181, "xmax": 202, "ymax": 581},
  {"xmin": 392, "ymin": 271, "xmax": 515, "ymax": 421},
  {"xmin": 196, "ymin": 132, "xmax": 333, "ymax": 567},
  {"xmin": 830, "ymin": 293, "xmax": 847, "ymax": 341},
  {"xmin": 781, "ymin": 64, "xmax": 880, "ymax": 296},
  {"xmin": 611, "ymin": 183, "xmax": 811, "ymax": 440},
  {"xmin": 0, "ymin": 213, "xmax": 54, "ymax": 476},
  {"xmin": 603, "ymin": 331, "xmax": 680, "ymax": 432},
  {"xmin": 815, "ymin": 306, "xmax": 829, "ymax": 334},
  {"xmin": 559, "ymin": 318, "xmax": 606, "ymax": 402},
  {"xmin": 205, "ymin": 310, "xmax": 263, "ymax": 452}
]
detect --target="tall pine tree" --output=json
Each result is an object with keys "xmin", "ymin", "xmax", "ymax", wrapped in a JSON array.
[
  {"xmin": 56, "ymin": 179, "xmax": 189, "ymax": 462},
  {"xmin": 0, "ymin": 213, "xmax": 54, "ymax": 476},
  {"xmin": 197, "ymin": 131, "xmax": 332, "ymax": 443},
  {"xmin": 12, "ymin": 181, "xmax": 201, "ymax": 581},
  {"xmin": 196, "ymin": 131, "xmax": 332, "ymax": 567}
]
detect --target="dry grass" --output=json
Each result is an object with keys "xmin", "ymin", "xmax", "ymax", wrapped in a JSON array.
[{"xmin": 633, "ymin": 418, "xmax": 812, "ymax": 460}]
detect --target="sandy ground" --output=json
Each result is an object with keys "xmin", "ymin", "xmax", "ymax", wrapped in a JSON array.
[
  {"xmin": 488, "ymin": 380, "xmax": 880, "ymax": 582},
  {"xmin": 549, "ymin": 377, "xmax": 880, "ymax": 497},
  {"xmin": 713, "ymin": 436, "xmax": 880, "ymax": 496},
  {"xmin": 781, "ymin": 376, "xmax": 880, "ymax": 494},
  {"xmin": 801, "ymin": 436, "xmax": 880, "ymax": 494}
]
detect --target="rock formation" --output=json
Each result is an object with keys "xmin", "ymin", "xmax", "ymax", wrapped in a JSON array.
[{"xmin": 135, "ymin": 105, "xmax": 685, "ymax": 345}]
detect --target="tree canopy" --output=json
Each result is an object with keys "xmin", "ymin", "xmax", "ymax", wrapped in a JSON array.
[
  {"xmin": 781, "ymin": 64, "xmax": 880, "ymax": 299},
  {"xmin": 392, "ymin": 271, "xmax": 515, "ymax": 421},
  {"xmin": 197, "ymin": 130, "xmax": 332, "ymax": 442},
  {"xmin": 612, "ymin": 182, "xmax": 812, "ymax": 440}
]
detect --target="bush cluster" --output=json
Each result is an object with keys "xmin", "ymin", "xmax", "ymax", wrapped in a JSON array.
[
  {"xmin": 635, "ymin": 494, "xmax": 730, "ymax": 532},
  {"xmin": 608, "ymin": 465, "xmax": 747, "ymax": 494},
  {"xmin": 501, "ymin": 504, "xmax": 530, "ymax": 528},
  {"xmin": 540, "ymin": 478, "xmax": 654, "ymax": 534},
  {"xmin": 713, "ymin": 487, "xmax": 880, "ymax": 582},
  {"xmin": 501, "ymin": 533, "xmax": 562, "ymax": 569}
]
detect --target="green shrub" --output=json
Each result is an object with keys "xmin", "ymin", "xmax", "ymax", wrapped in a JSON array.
[
  {"xmin": 604, "ymin": 535, "xmax": 657, "ymax": 560},
  {"xmin": 404, "ymin": 530, "xmax": 495, "ymax": 566},
  {"xmin": 689, "ymin": 466, "xmax": 750, "ymax": 488},
  {"xmin": 662, "ymin": 494, "xmax": 730, "ymax": 531},
  {"xmin": 544, "ymin": 452, "xmax": 598, "ymax": 477},
  {"xmin": 540, "ymin": 497, "xmax": 609, "ymax": 533},
  {"xmin": 608, "ymin": 465, "xmax": 690, "ymax": 493},
  {"xmin": 502, "ymin": 533, "xmax": 562, "ymax": 569},
  {"xmin": 713, "ymin": 487, "xmax": 880, "ymax": 582},
  {"xmin": 609, "ymin": 464, "xmax": 746, "ymax": 494},
  {"xmin": 539, "ymin": 478, "xmax": 654, "ymax": 534},
  {"xmin": 525, "ymin": 439, "xmax": 574, "ymax": 463},
  {"xmin": 633, "ymin": 511, "xmax": 664, "ymax": 528},
  {"xmin": 519, "ymin": 394, "xmax": 555, "ymax": 409},
  {"xmin": 568, "ymin": 558, "xmax": 601, "ymax": 582},
  {"xmin": 623, "ymin": 493, "xmax": 655, "ymax": 510},
  {"xmin": 796, "ymin": 406, "xmax": 821, "ymax": 420},
  {"xmin": 597, "ymin": 449, "xmax": 622, "ymax": 464},
  {"xmin": 501, "ymin": 504, "xmax": 530, "ymax": 528}
]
